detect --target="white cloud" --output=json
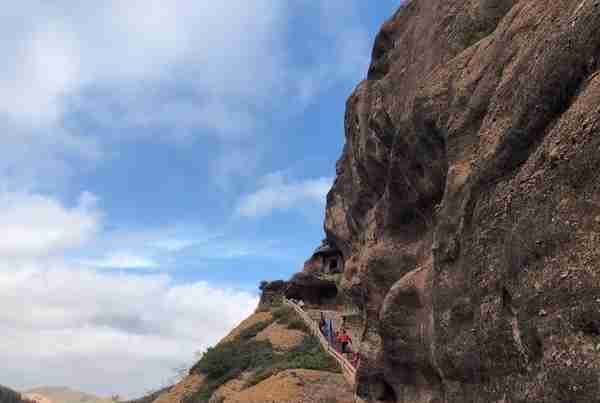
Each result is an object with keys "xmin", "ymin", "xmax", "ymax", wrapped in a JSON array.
[
  {"xmin": 0, "ymin": 1, "xmax": 373, "ymax": 190},
  {"xmin": 0, "ymin": 192, "xmax": 260, "ymax": 396},
  {"xmin": 0, "ymin": 192, "xmax": 100, "ymax": 258},
  {"xmin": 0, "ymin": 1, "xmax": 287, "ymax": 130},
  {"xmin": 153, "ymin": 239, "xmax": 197, "ymax": 253},
  {"xmin": 75, "ymin": 225, "xmax": 220, "ymax": 265},
  {"xmin": 100, "ymin": 227, "xmax": 290, "ymax": 261},
  {"xmin": 0, "ymin": 261, "xmax": 258, "ymax": 397},
  {"xmin": 80, "ymin": 252, "xmax": 158, "ymax": 270},
  {"xmin": 235, "ymin": 172, "xmax": 333, "ymax": 218}
]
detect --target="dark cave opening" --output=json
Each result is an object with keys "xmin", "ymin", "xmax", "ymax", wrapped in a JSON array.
[{"xmin": 284, "ymin": 273, "xmax": 339, "ymax": 306}]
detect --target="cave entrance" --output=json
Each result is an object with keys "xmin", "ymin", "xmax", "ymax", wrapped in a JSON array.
[
  {"xmin": 371, "ymin": 378, "xmax": 397, "ymax": 403},
  {"xmin": 284, "ymin": 273, "xmax": 339, "ymax": 307}
]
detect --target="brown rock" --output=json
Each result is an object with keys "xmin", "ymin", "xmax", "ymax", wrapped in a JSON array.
[
  {"xmin": 285, "ymin": 272, "xmax": 338, "ymax": 307},
  {"xmin": 323, "ymin": 0, "xmax": 600, "ymax": 401},
  {"xmin": 151, "ymin": 375, "xmax": 204, "ymax": 403},
  {"xmin": 257, "ymin": 280, "xmax": 287, "ymax": 310}
]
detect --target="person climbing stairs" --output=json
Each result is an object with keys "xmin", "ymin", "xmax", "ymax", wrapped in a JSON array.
[{"xmin": 283, "ymin": 297, "xmax": 358, "ymax": 388}]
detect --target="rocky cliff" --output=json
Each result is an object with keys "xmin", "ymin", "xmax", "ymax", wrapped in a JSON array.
[{"xmin": 325, "ymin": 0, "xmax": 600, "ymax": 402}]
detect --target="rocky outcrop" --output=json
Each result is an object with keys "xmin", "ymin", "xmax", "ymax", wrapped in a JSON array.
[
  {"xmin": 304, "ymin": 240, "xmax": 345, "ymax": 275},
  {"xmin": 259, "ymin": 276, "xmax": 340, "ymax": 310},
  {"xmin": 285, "ymin": 272, "xmax": 338, "ymax": 307},
  {"xmin": 257, "ymin": 280, "xmax": 287, "ymax": 310},
  {"xmin": 325, "ymin": 0, "xmax": 600, "ymax": 402}
]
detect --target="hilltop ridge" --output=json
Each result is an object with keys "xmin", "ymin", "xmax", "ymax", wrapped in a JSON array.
[{"xmin": 142, "ymin": 293, "xmax": 354, "ymax": 403}]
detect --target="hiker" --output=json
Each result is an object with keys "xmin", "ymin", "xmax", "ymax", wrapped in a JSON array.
[
  {"xmin": 337, "ymin": 328, "xmax": 352, "ymax": 354},
  {"xmin": 325, "ymin": 318, "xmax": 334, "ymax": 345},
  {"xmin": 319, "ymin": 313, "xmax": 327, "ymax": 335}
]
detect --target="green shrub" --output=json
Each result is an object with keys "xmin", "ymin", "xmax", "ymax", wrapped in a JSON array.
[
  {"xmin": 272, "ymin": 306, "xmax": 293, "ymax": 323},
  {"xmin": 246, "ymin": 366, "xmax": 278, "ymax": 387},
  {"xmin": 270, "ymin": 294, "xmax": 283, "ymax": 307},
  {"xmin": 187, "ymin": 339, "xmax": 275, "ymax": 402},
  {"xmin": 195, "ymin": 339, "xmax": 274, "ymax": 379},
  {"xmin": 186, "ymin": 307, "xmax": 338, "ymax": 401},
  {"xmin": 238, "ymin": 320, "xmax": 271, "ymax": 340},
  {"xmin": 286, "ymin": 318, "xmax": 309, "ymax": 332},
  {"xmin": 283, "ymin": 336, "xmax": 340, "ymax": 373},
  {"xmin": 244, "ymin": 336, "xmax": 340, "ymax": 390}
]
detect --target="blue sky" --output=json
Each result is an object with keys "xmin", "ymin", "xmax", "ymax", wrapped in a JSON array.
[{"xmin": 0, "ymin": 1, "xmax": 401, "ymax": 397}]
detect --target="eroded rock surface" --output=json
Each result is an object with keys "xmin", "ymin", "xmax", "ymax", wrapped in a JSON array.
[
  {"xmin": 326, "ymin": 0, "xmax": 600, "ymax": 401},
  {"xmin": 285, "ymin": 272, "xmax": 338, "ymax": 307}
]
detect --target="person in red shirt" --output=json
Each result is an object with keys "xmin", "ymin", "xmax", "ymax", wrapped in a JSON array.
[{"xmin": 336, "ymin": 328, "xmax": 352, "ymax": 354}]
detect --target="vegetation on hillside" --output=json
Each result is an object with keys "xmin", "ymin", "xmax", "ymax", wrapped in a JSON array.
[{"xmin": 184, "ymin": 306, "xmax": 340, "ymax": 403}]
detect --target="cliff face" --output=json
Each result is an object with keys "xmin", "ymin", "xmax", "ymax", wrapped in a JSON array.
[{"xmin": 325, "ymin": 0, "xmax": 600, "ymax": 402}]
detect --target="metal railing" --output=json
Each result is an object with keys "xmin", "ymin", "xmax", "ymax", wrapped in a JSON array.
[{"xmin": 283, "ymin": 298, "xmax": 357, "ymax": 387}]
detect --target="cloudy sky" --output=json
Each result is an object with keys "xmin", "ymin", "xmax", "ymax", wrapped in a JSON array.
[{"xmin": 0, "ymin": 1, "xmax": 401, "ymax": 398}]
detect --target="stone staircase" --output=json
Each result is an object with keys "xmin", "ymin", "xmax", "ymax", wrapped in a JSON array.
[{"xmin": 282, "ymin": 298, "xmax": 357, "ymax": 387}]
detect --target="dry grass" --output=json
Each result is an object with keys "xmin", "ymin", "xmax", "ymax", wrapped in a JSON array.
[
  {"xmin": 219, "ymin": 312, "xmax": 273, "ymax": 344},
  {"xmin": 208, "ymin": 372, "xmax": 252, "ymax": 403},
  {"xmin": 152, "ymin": 375, "xmax": 205, "ymax": 403},
  {"xmin": 255, "ymin": 322, "xmax": 306, "ymax": 351},
  {"xmin": 223, "ymin": 370, "xmax": 353, "ymax": 403}
]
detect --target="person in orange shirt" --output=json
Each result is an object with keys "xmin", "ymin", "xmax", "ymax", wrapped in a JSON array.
[{"xmin": 336, "ymin": 328, "xmax": 352, "ymax": 353}]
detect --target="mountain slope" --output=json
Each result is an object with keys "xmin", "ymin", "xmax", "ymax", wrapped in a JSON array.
[
  {"xmin": 24, "ymin": 387, "xmax": 112, "ymax": 403},
  {"xmin": 143, "ymin": 304, "xmax": 353, "ymax": 403}
]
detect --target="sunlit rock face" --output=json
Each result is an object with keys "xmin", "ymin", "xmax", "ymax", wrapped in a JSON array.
[{"xmin": 325, "ymin": 0, "xmax": 600, "ymax": 401}]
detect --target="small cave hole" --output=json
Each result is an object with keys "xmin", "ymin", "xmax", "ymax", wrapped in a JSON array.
[
  {"xmin": 574, "ymin": 308, "xmax": 600, "ymax": 336},
  {"xmin": 502, "ymin": 286, "xmax": 516, "ymax": 316},
  {"xmin": 374, "ymin": 379, "xmax": 397, "ymax": 403},
  {"xmin": 366, "ymin": 377, "xmax": 397, "ymax": 403}
]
